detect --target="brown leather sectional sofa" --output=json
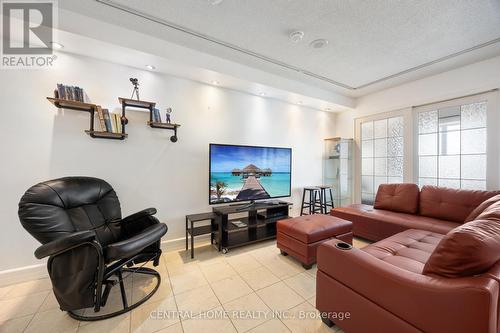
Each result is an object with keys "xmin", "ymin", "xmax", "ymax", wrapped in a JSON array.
[
  {"xmin": 331, "ymin": 184, "xmax": 499, "ymax": 241},
  {"xmin": 317, "ymin": 184, "xmax": 500, "ymax": 333}
]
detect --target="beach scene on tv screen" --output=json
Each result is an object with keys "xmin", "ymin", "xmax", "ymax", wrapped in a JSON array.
[{"xmin": 210, "ymin": 145, "xmax": 291, "ymax": 204}]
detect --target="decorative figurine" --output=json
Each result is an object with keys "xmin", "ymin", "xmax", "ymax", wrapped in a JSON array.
[
  {"xmin": 165, "ymin": 107, "xmax": 172, "ymax": 124},
  {"xmin": 129, "ymin": 78, "xmax": 140, "ymax": 100}
]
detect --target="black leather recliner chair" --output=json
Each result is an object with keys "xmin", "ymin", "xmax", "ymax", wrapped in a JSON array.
[{"xmin": 18, "ymin": 176, "xmax": 168, "ymax": 320}]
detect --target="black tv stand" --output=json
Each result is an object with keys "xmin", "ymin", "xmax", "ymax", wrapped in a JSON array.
[
  {"xmin": 229, "ymin": 200, "xmax": 255, "ymax": 209},
  {"xmin": 230, "ymin": 200, "xmax": 282, "ymax": 210},
  {"xmin": 212, "ymin": 201, "xmax": 291, "ymax": 253}
]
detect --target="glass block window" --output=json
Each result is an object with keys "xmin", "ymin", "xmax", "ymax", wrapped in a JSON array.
[
  {"xmin": 361, "ymin": 116, "xmax": 404, "ymax": 204},
  {"xmin": 417, "ymin": 101, "xmax": 487, "ymax": 190}
]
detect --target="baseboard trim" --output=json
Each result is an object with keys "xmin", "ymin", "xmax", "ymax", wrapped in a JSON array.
[
  {"xmin": 160, "ymin": 234, "xmax": 210, "ymax": 252},
  {"xmin": 0, "ymin": 263, "xmax": 48, "ymax": 287},
  {"xmin": 0, "ymin": 235, "xmax": 209, "ymax": 287}
]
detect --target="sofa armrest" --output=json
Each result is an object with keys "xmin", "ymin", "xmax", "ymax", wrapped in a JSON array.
[
  {"xmin": 317, "ymin": 239, "xmax": 498, "ymax": 333},
  {"xmin": 34, "ymin": 231, "xmax": 96, "ymax": 259}
]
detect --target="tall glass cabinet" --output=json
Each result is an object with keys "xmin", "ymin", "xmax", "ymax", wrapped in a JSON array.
[{"xmin": 323, "ymin": 138, "xmax": 354, "ymax": 207}]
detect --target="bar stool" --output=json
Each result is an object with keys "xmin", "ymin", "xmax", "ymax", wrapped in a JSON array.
[
  {"xmin": 300, "ymin": 187, "xmax": 323, "ymax": 216},
  {"xmin": 317, "ymin": 185, "xmax": 335, "ymax": 214}
]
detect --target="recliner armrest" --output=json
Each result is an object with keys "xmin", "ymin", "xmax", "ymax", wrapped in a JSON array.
[
  {"xmin": 121, "ymin": 208, "xmax": 157, "ymax": 224},
  {"xmin": 34, "ymin": 231, "xmax": 96, "ymax": 259},
  {"xmin": 105, "ymin": 223, "xmax": 167, "ymax": 262}
]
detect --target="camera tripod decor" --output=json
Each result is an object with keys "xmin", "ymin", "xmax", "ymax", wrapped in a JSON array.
[{"xmin": 129, "ymin": 77, "xmax": 140, "ymax": 100}]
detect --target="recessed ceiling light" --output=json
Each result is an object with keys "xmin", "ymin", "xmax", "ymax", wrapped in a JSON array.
[
  {"xmin": 212, "ymin": 80, "xmax": 220, "ymax": 85},
  {"xmin": 51, "ymin": 42, "xmax": 64, "ymax": 49},
  {"xmin": 289, "ymin": 31, "xmax": 305, "ymax": 43},
  {"xmin": 145, "ymin": 64, "xmax": 156, "ymax": 70},
  {"xmin": 310, "ymin": 39, "xmax": 329, "ymax": 49},
  {"xmin": 207, "ymin": 0, "xmax": 224, "ymax": 5},
  {"xmin": 259, "ymin": 92, "xmax": 266, "ymax": 96},
  {"xmin": 297, "ymin": 101, "xmax": 303, "ymax": 105}
]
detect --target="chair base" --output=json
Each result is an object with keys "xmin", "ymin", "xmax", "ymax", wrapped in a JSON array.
[{"xmin": 68, "ymin": 267, "xmax": 160, "ymax": 321}]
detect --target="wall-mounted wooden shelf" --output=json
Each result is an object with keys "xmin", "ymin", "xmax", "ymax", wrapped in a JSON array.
[
  {"xmin": 47, "ymin": 96, "xmax": 180, "ymax": 142},
  {"xmin": 118, "ymin": 97, "xmax": 155, "ymax": 110},
  {"xmin": 47, "ymin": 97, "xmax": 97, "ymax": 113},
  {"xmin": 147, "ymin": 121, "xmax": 180, "ymax": 142},
  {"xmin": 47, "ymin": 97, "xmax": 128, "ymax": 140},
  {"xmin": 147, "ymin": 120, "xmax": 180, "ymax": 142},
  {"xmin": 84, "ymin": 130, "xmax": 128, "ymax": 139},
  {"xmin": 118, "ymin": 97, "xmax": 181, "ymax": 143},
  {"xmin": 147, "ymin": 121, "xmax": 181, "ymax": 129}
]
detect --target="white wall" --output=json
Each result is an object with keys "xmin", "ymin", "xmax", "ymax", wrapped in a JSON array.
[
  {"xmin": 0, "ymin": 52, "xmax": 335, "ymax": 273},
  {"xmin": 336, "ymin": 55, "xmax": 500, "ymax": 138}
]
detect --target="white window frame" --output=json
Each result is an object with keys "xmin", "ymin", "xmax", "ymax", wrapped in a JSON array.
[
  {"xmin": 354, "ymin": 108, "xmax": 413, "ymax": 204},
  {"xmin": 412, "ymin": 91, "xmax": 499, "ymax": 190},
  {"xmin": 353, "ymin": 91, "xmax": 499, "ymax": 204}
]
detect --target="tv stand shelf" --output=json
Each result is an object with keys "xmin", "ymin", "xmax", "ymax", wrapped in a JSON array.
[{"xmin": 213, "ymin": 201, "xmax": 291, "ymax": 253}]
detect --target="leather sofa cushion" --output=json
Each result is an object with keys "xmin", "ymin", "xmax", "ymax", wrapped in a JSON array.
[
  {"xmin": 468, "ymin": 195, "xmax": 500, "ymax": 222},
  {"xmin": 316, "ymin": 238, "xmax": 500, "ymax": 333},
  {"xmin": 423, "ymin": 218, "xmax": 500, "ymax": 278},
  {"xmin": 362, "ymin": 229, "xmax": 443, "ymax": 274},
  {"xmin": 419, "ymin": 186, "xmax": 500, "ymax": 223},
  {"xmin": 331, "ymin": 204, "xmax": 459, "ymax": 241},
  {"xmin": 374, "ymin": 183, "xmax": 419, "ymax": 214},
  {"xmin": 277, "ymin": 215, "xmax": 352, "ymax": 244}
]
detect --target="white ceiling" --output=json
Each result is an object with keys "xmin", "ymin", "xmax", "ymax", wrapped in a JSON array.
[
  {"xmin": 51, "ymin": 29, "xmax": 353, "ymax": 112},
  {"xmin": 56, "ymin": 0, "xmax": 500, "ymax": 109}
]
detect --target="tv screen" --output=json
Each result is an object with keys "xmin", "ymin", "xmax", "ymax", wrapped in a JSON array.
[{"xmin": 209, "ymin": 144, "xmax": 292, "ymax": 204}]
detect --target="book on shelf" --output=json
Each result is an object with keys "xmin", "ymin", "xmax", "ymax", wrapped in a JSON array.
[
  {"xmin": 111, "ymin": 113, "xmax": 116, "ymax": 133},
  {"xmin": 112, "ymin": 113, "xmax": 122, "ymax": 133},
  {"xmin": 96, "ymin": 106, "xmax": 107, "ymax": 132},
  {"xmin": 114, "ymin": 114, "xmax": 118, "ymax": 133},
  {"xmin": 102, "ymin": 109, "xmax": 112, "ymax": 132},
  {"xmin": 111, "ymin": 113, "xmax": 117, "ymax": 133},
  {"xmin": 153, "ymin": 108, "xmax": 162, "ymax": 123},
  {"xmin": 55, "ymin": 84, "xmax": 85, "ymax": 102},
  {"xmin": 231, "ymin": 220, "xmax": 247, "ymax": 228},
  {"xmin": 65, "ymin": 86, "xmax": 72, "ymax": 100}
]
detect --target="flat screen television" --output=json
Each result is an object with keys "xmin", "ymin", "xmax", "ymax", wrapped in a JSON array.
[{"xmin": 209, "ymin": 144, "xmax": 292, "ymax": 204}]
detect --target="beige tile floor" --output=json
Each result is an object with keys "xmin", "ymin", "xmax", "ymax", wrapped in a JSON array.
[{"xmin": 0, "ymin": 238, "xmax": 369, "ymax": 333}]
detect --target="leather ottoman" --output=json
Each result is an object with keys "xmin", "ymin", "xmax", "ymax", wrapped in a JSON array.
[{"xmin": 277, "ymin": 215, "xmax": 353, "ymax": 269}]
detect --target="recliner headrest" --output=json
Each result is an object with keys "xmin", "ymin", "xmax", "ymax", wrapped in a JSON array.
[{"xmin": 18, "ymin": 177, "xmax": 120, "ymax": 244}]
